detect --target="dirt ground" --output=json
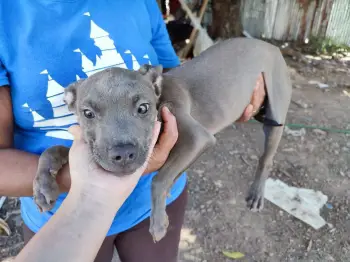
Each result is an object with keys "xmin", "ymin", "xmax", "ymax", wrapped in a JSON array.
[{"xmin": 1, "ymin": 50, "xmax": 349, "ymax": 262}]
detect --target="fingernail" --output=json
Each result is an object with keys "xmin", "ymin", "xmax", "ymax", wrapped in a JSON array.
[{"xmin": 163, "ymin": 106, "xmax": 170, "ymax": 113}]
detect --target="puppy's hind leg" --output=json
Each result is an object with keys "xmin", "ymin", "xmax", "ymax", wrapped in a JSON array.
[
  {"xmin": 246, "ymin": 65, "xmax": 291, "ymax": 212},
  {"xmin": 246, "ymin": 124, "xmax": 283, "ymax": 211}
]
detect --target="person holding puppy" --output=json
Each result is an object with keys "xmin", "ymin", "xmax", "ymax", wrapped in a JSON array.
[
  {"xmin": 0, "ymin": 1, "xmax": 187, "ymax": 261},
  {"xmin": 0, "ymin": 1, "xmax": 264, "ymax": 261}
]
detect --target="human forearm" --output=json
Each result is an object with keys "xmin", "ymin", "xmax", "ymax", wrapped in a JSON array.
[
  {"xmin": 0, "ymin": 86, "xmax": 71, "ymax": 197},
  {"xmin": 0, "ymin": 149, "xmax": 70, "ymax": 196},
  {"xmin": 0, "ymin": 86, "xmax": 13, "ymax": 148},
  {"xmin": 0, "ymin": 85, "xmax": 40, "ymax": 196},
  {"xmin": 0, "ymin": 149, "xmax": 39, "ymax": 196},
  {"xmin": 14, "ymin": 187, "xmax": 121, "ymax": 262}
]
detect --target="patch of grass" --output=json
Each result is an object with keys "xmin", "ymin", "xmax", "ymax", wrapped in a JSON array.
[{"xmin": 305, "ymin": 36, "xmax": 350, "ymax": 56}]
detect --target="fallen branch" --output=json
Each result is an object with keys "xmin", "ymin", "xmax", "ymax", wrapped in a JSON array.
[
  {"xmin": 0, "ymin": 217, "xmax": 11, "ymax": 236},
  {"xmin": 178, "ymin": 0, "xmax": 210, "ymax": 58}
]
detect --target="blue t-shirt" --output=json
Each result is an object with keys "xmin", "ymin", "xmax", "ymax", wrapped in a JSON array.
[{"xmin": 0, "ymin": 0, "xmax": 186, "ymax": 236}]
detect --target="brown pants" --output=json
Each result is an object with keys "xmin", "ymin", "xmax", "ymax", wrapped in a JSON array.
[{"xmin": 23, "ymin": 186, "xmax": 187, "ymax": 262}]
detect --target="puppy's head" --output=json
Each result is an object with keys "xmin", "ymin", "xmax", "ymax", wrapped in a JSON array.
[{"xmin": 64, "ymin": 65, "xmax": 163, "ymax": 175}]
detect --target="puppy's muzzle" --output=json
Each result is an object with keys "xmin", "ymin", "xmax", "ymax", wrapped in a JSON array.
[{"xmin": 109, "ymin": 143, "xmax": 138, "ymax": 167}]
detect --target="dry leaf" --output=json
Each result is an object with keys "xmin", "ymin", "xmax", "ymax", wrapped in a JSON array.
[
  {"xmin": 222, "ymin": 251, "xmax": 245, "ymax": 259},
  {"xmin": 0, "ymin": 218, "xmax": 11, "ymax": 236},
  {"xmin": 343, "ymin": 90, "xmax": 350, "ymax": 98}
]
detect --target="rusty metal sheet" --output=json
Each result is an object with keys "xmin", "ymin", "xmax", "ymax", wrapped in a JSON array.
[{"xmin": 240, "ymin": 0, "xmax": 350, "ymax": 45}]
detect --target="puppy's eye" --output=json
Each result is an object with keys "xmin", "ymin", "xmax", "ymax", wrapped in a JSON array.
[
  {"xmin": 83, "ymin": 109, "xmax": 95, "ymax": 119},
  {"xmin": 137, "ymin": 103, "xmax": 149, "ymax": 115}
]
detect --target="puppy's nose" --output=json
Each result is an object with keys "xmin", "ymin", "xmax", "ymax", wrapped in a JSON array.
[{"xmin": 110, "ymin": 144, "xmax": 137, "ymax": 165}]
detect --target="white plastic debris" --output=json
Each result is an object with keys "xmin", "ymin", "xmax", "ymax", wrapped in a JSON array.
[
  {"xmin": 243, "ymin": 30, "xmax": 254, "ymax": 39},
  {"xmin": 193, "ymin": 29, "xmax": 214, "ymax": 57},
  {"xmin": 264, "ymin": 178, "xmax": 328, "ymax": 230},
  {"xmin": 284, "ymin": 126, "xmax": 306, "ymax": 137},
  {"xmin": 178, "ymin": 0, "xmax": 214, "ymax": 57},
  {"xmin": 308, "ymin": 80, "xmax": 329, "ymax": 89}
]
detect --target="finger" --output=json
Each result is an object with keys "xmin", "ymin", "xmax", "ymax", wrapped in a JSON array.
[
  {"xmin": 147, "ymin": 121, "xmax": 161, "ymax": 160},
  {"xmin": 161, "ymin": 107, "xmax": 177, "ymax": 135},
  {"xmin": 137, "ymin": 121, "xmax": 161, "ymax": 173},
  {"xmin": 157, "ymin": 107, "xmax": 178, "ymax": 149},
  {"xmin": 152, "ymin": 121, "xmax": 161, "ymax": 149},
  {"xmin": 68, "ymin": 125, "xmax": 86, "ymax": 154},
  {"xmin": 251, "ymin": 75, "xmax": 266, "ymax": 111},
  {"xmin": 68, "ymin": 125, "xmax": 82, "ymax": 140},
  {"xmin": 240, "ymin": 104, "xmax": 254, "ymax": 122}
]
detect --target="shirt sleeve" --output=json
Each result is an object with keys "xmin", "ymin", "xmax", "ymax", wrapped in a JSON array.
[
  {"xmin": 146, "ymin": 0, "xmax": 180, "ymax": 68},
  {"xmin": 0, "ymin": 60, "xmax": 9, "ymax": 86}
]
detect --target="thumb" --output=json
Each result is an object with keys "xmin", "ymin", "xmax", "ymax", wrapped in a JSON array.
[
  {"xmin": 150, "ymin": 121, "xmax": 161, "ymax": 153},
  {"xmin": 68, "ymin": 125, "xmax": 84, "ymax": 151},
  {"xmin": 141, "ymin": 121, "xmax": 161, "ymax": 170},
  {"xmin": 68, "ymin": 125, "xmax": 82, "ymax": 140}
]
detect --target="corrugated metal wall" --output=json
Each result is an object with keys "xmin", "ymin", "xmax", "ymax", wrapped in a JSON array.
[
  {"xmin": 326, "ymin": 0, "xmax": 350, "ymax": 45},
  {"xmin": 240, "ymin": 0, "xmax": 350, "ymax": 45}
]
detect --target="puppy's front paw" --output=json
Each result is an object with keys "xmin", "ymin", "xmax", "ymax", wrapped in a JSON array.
[
  {"xmin": 149, "ymin": 211, "xmax": 169, "ymax": 243},
  {"xmin": 246, "ymin": 181, "xmax": 265, "ymax": 212},
  {"xmin": 33, "ymin": 170, "xmax": 60, "ymax": 212}
]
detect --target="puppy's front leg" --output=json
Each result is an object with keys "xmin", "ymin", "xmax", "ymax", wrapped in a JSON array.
[
  {"xmin": 33, "ymin": 146, "xmax": 69, "ymax": 212},
  {"xmin": 150, "ymin": 113, "xmax": 216, "ymax": 242}
]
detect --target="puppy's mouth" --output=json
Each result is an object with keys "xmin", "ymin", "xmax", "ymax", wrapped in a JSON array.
[{"xmin": 89, "ymin": 143, "xmax": 146, "ymax": 176}]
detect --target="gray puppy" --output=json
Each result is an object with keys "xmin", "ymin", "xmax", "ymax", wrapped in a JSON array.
[{"xmin": 33, "ymin": 37, "xmax": 292, "ymax": 242}]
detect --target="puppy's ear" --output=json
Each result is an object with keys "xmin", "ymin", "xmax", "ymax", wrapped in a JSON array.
[
  {"xmin": 138, "ymin": 64, "xmax": 163, "ymax": 98},
  {"xmin": 64, "ymin": 80, "xmax": 84, "ymax": 112}
]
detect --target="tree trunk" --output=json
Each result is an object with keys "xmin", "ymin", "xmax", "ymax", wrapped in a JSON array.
[{"xmin": 211, "ymin": 0, "xmax": 243, "ymax": 39}]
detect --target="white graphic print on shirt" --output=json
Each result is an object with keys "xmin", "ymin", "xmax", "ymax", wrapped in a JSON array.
[{"xmin": 22, "ymin": 12, "xmax": 152, "ymax": 140}]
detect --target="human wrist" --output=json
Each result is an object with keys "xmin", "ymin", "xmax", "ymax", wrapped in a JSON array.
[
  {"xmin": 69, "ymin": 182, "xmax": 124, "ymax": 210},
  {"xmin": 67, "ymin": 183, "xmax": 123, "ymax": 211}
]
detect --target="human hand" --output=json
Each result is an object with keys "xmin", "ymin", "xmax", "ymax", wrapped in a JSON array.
[
  {"xmin": 67, "ymin": 121, "xmax": 161, "ymax": 200},
  {"xmin": 237, "ymin": 73, "xmax": 266, "ymax": 122},
  {"xmin": 142, "ymin": 106, "xmax": 178, "ymax": 175}
]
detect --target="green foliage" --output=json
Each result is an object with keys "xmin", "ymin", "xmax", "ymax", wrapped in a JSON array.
[{"xmin": 305, "ymin": 36, "xmax": 350, "ymax": 56}]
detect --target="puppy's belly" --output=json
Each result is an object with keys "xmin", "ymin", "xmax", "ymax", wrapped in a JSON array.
[
  {"xmin": 205, "ymin": 117, "xmax": 241, "ymax": 134},
  {"xmin": 192, "ymin": 105, "xmax": 246, "ymax": 135}
]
